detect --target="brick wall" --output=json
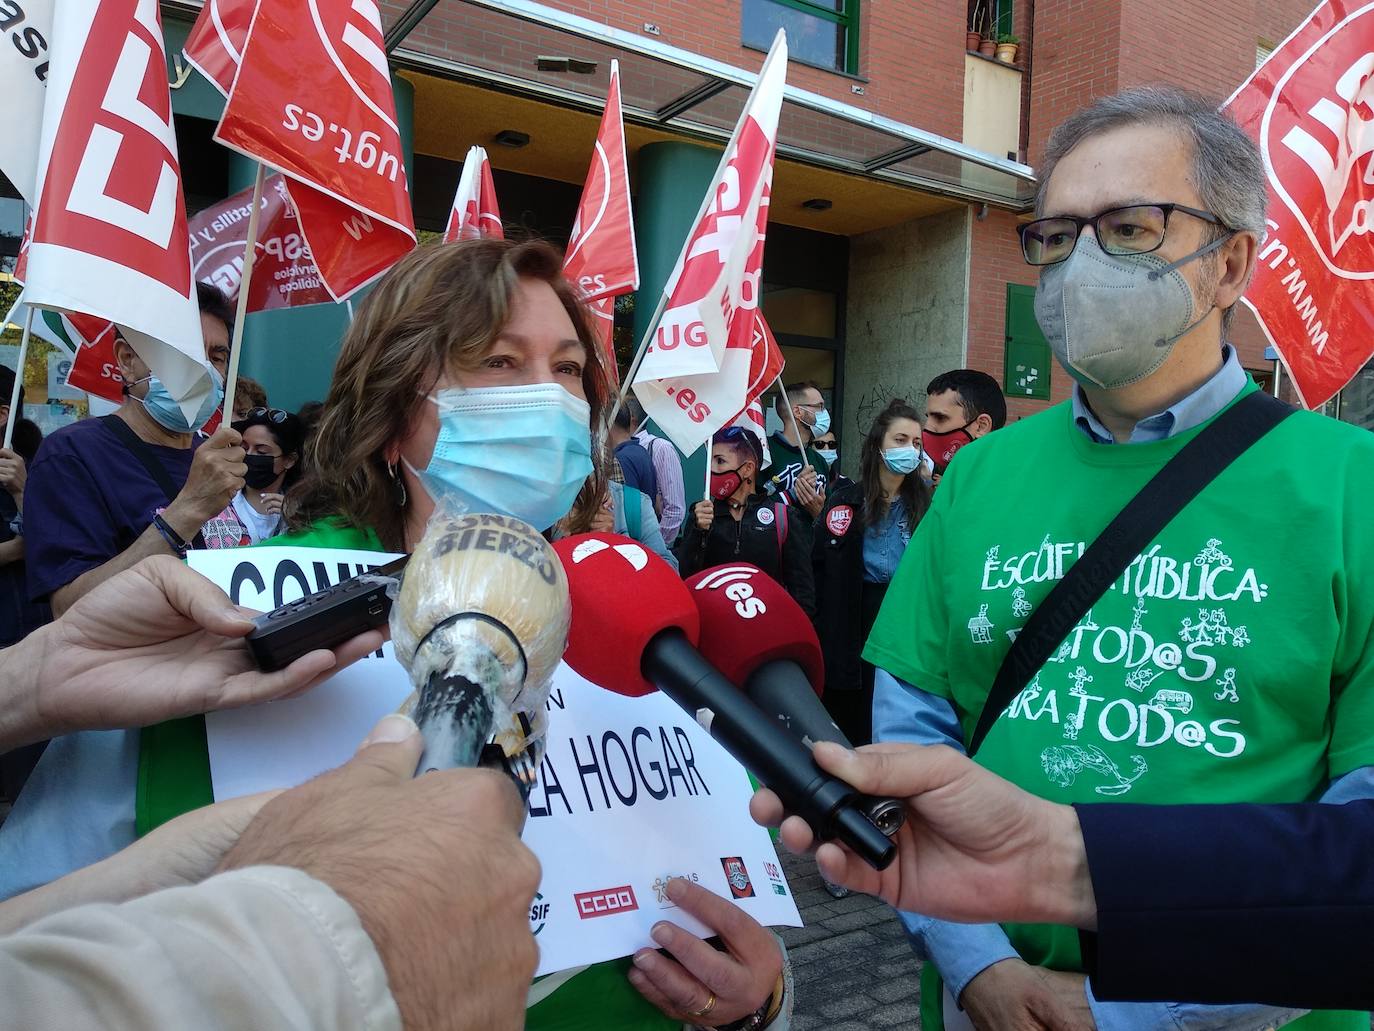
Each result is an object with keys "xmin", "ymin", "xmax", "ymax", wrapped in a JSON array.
[{"xmin": 386, "ymin": 0, "xmax": 972, "ymax": 143}]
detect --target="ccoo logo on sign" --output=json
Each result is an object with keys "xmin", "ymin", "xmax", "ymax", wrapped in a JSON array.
[
  {"xmin": 574, "ymin": 885, "xmax": 638, "ymax": 919},
  {"xmin": 1263, "ymin": 3, "xmax": 1374, "ymax": 277}
]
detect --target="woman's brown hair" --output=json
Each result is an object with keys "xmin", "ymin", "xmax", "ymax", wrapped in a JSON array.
[
  {"xmin": 286, "ymin": 238, "xmax": 610, "ymax": 551},
  {"xmin": 859, "ymin": 399, "xmax": 931, "ymax": 530}
]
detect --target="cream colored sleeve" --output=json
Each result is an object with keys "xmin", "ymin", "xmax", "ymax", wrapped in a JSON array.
[{"xmin": 0, "ymin": 865, "xmax": 401, "ymax": 1031}]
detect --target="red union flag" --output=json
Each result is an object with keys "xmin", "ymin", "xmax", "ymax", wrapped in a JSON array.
[
  {"xmin": 24, "ymin": 0, "xmax": 215, "ymax": 420},
  {"xmin": 444, "ymin": 146, "xmax": 504, "ymax": 242},
  {"xmin": 182, "ymin": 0, "xmax": 249, "ymax": 97},
  {"xmin": 63, "ymin": 315, "xmax": 124, "ymax": 402},
  {"xmin": 1225, "ymin": 0, "xmax": 1374, "ymax": 408},
  {"xmin": 564, "ymin": 61, "xmax": 638, "ymax": 380},
  {"xmin": 215, "ymin": 0, "xmax": 416, "ymax": 300},
  {"xmin": 631, "ymin": 31, "xmax": 788, "ymax": 455},
  {"xmin": 190, "ymin": 175, "xmax": 334, "ymax": 312}
]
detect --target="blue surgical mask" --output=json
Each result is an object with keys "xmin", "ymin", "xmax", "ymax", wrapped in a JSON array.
[
  {"xmin": 809, "ymin": 408, "xmax": 831, "ymax": 437},
  {"xmin": 133, "ymin": 366, "xmax": 224, "ymax": 433},
  {"xmin": 818, "ymin": 448, "xmax": 838, "ymax": 468},
  {"xmin": 405, "ymin": 383, "xmax": 593, "ymax": 530},
  {"xmin": 881, "ymin": 445, "xmax": 921, "ymax": 476}
]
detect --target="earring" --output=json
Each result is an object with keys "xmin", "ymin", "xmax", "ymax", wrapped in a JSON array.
[{"xmin": 387, "ymin": 461, "xmax": 408, "ymax": 507}]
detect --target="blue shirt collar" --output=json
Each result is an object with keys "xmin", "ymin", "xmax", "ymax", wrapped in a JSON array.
[{"xmin": 1072, "ymin": 344, "xmax": 1247, "ymax": 444}]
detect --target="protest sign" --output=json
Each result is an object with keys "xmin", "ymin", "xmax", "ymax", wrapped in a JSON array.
[
  {"xmin": 190, "ymin": 175, "xmax": 334, "ymax": 311},
  {"xmin": 189, "ymin": 547, "xmax": 801, "ymax": 977}
]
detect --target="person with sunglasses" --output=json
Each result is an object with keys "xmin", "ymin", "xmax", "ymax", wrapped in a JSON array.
[
  {"xmin": 760, "ymin": 381, "xmax": 831, "ymax": 524},
  {"xmin": 200, "ymin": 408, "xmax": 304, "ymax": 549},
  {"xmin": 863, "ymin": 87, "xmax": 1374, "ymax": 1031},
  {"xmin": 677, "ymin": 426, "xmax": 815, "ymax": 618}
]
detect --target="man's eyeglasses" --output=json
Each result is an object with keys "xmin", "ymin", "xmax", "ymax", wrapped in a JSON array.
[
  {"xmin": 248, "ymin": 407, "xmax": 291, "ymax": 424},
  {"xmin": 1017, "ymin": 203, "xmax": 1231, "ymax": 266}
]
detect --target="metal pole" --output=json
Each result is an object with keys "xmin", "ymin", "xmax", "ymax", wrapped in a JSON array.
[
  {"xmin": 2, "ymin": 306, "xmax": 34, "ymax": 451},
  {"xmin": 703, "ymin": 442, "xmax": 712, "ymax": 502},
  {"xmin": 222, "ymin": 164, "xmax": 267, "ymax": 417},
  {"xmin": 1272, "ymin": 358, "xmax": 1282, "ymax": 398}
]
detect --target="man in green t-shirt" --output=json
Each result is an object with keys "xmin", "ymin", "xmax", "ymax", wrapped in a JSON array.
[
  {"xmin": 865, "ymin": 87, "xmax": 1374, "ymax": 1031},
  {"xmin": 760, "ymin": 381, "xmax": 830, "ymax": 524}
]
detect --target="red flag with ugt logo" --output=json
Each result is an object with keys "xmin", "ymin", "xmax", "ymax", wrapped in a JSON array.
[
  {"xmin": 564, "ymin": 60, "xmax": 638, "ymax": 381},
  {"xmin": 444, "ymin": 146, "xmax": 504, "ymax": 242},
  {"xmin": 182, "ymin": 0, "xmax": 249, "ymax": 97},
  {"xmin": 1224, "ymin": 0, "xmax": 1374, "ymax": 408},
  {"xmin": 630, "ymin": 32, "xmax": 787, "ymax": 455},
  {"xmin": 23, "ymin": 0, "xmax": 216, "ymax": 422},
  {"xmin": 213, "ymin": 0, "xmax": 416, "ymax": 300}
]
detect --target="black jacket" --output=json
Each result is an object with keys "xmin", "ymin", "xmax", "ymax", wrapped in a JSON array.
[
  {"xmin": 812, "ymin": 482, "xmax": 869, "ymax": 693},
  {"xmin": 1080, "ymin": 799, "xmax": 1374, "ymax": 1010},
  {"xmin": 675, "ymin": 494, "xmax": 815, "ymax": 617}
]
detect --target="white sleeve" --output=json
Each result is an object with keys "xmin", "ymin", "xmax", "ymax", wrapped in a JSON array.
[{"xmin": 0, "ymin": 865, "xmax": 401, "ymax": 1031}]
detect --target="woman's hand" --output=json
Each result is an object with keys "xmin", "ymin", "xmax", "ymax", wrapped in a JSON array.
[
  {"xmin": 693, "ymin": 500, "xmax": 714, "ymax": 532},
  {"xmin": 260, "ymin": 492, "xmax": 285, "ymax": 517},
  {"xmin": 0, "ymin": 448, "xmax": 26, "ymax": 498},
  {"xmin": 626, "ymin": 877, "xmax": 782, "ymax": 1026}
]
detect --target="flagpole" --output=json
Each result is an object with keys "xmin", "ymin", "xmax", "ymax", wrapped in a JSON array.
[
  {"xmin": 346, "ymin": 298, "xmax": 355, "ymax": 323},
  {"xmin": 778, "ymin": 380, "xmax": 805, "ymax": 447},
  {"xmin": 223, "ymin": 164, "xmax": 267, "ymax": 419},
  {"xmin": 2, "ymin": 307, "xmax": 34, "ymax": 452},
  {"xmin": 703, "ymin": 442, "xmax": 712, "ymax": 503}
]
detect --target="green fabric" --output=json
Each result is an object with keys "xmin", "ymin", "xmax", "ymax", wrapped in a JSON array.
[
  {"xmin": 866, "ymin": 381, "xmax": 1374, "ymax": 1030},
  {"xmin": 136, "ymin": 518, "xmax": 386, "ymax": 835},
  {"xmin": 761, "ymin": 435, "xmax": 830, "ymax": 518},
  {"xmin": 624, "ymin": 485, "xmax": 643, "ymax": 541},
  {"xmin": 527, "ymin": 959, "xmax": 671, "ymax": 1030}
]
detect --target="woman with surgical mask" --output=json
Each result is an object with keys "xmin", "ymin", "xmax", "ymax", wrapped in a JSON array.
[
  {"xmin": 677, "ymin": 427, "xmax": 816, "ymax": 618},
  {"xmin": 200, "ymin": 408, "xmax": 302, "ymax": 548},
  {"xmin": 813, "ymin": 400, "xmax": 931, "ymax": 749},
  {"xmin": 142, "ymin": 240, "xmax": 792, "ymax": 1031},
  {"xmin": 811, "ymin": 430, "xmax": 854, "ymax": 490}
]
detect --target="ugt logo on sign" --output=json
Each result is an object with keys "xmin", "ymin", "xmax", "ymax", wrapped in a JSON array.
[
  {"xmin": 37, "ymin": 0, "xmax": 189, "ymax": 294},
  {"xmin": 1265, "ymin": 3, "xmax": 1374, "ymax": 275},
  {"xmin": 574, "ymin": 885, "xmax": 638, "ymax": 919}
]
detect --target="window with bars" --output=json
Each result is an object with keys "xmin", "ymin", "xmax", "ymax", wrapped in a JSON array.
[{"xmin": 742, "ymin": 0, "xmax": 861, "ymax": 75}]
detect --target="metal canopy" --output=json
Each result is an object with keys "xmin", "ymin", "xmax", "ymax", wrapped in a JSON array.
[{"xmin": 379, "ymin": 0, "xmax": 1037, "ymax": 209}]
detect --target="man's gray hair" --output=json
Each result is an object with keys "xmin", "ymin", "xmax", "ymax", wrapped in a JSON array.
[
  {"xmin": 1037, "ymin": 86, "xmax": 1267, "ymax": 232},
  {"xmin": 1037, "ymin": 86, "xmax": 1267, "ymax": 327}
]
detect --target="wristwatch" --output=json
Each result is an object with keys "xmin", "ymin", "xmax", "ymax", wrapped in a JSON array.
[{"xmin": 694, "ymin": 974, "xmax": 786, "ymax": 1031}]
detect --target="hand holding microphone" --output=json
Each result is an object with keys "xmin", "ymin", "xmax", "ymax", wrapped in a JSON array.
[{"xmin": 553, "ymin": 533, "xmax": 896, "ymax": 869}]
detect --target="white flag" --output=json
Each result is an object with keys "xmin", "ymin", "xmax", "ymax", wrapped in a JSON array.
[{"xmin": 0, "ymin": 0, "xmax": 53, "ymax": 204}]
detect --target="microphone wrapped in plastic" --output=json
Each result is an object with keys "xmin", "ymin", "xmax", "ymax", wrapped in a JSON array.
[
  {"xmin": 685, "ymin": 563, "xmax": 904, "ymax": 839},
  {"xmin": 554, "ymin": 533, "xmax": 898, "ymax": 870},
  {"xmin": 390, "ymin": 511, "xmax": 570, "ymax": 799}
]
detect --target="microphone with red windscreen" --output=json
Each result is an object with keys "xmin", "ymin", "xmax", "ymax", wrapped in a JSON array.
[
  {"xmin": 687, "ymin": 564, "xmax": 903, "ymax": 837},
  {"xmin": 554, "ymin": 532, "xmax": 896, "ymax": 870}
]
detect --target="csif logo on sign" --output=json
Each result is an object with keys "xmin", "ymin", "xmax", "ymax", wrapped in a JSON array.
[
  {"xmin": 529, "ymin": 892, "xmax": 550, "ymax": 936},
  {"xmin": 693, "ymin": 565, "xmax": 766, "ymax": 619},
  {"xmin": 574, "ymin": 885, "xmax": 638, "ymax": 919}
]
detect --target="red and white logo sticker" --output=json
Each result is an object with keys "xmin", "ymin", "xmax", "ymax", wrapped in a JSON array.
[
  {"xmin": 756, "ymin": 506, "xmax": 775, "ymax": 526},
  {"xmin": 826, "ymin": 505, "xmax": 854, "ymax": 537},
  {"xmin": 574, "ymin": 885, "xmax": 638, "ymax": 919}
]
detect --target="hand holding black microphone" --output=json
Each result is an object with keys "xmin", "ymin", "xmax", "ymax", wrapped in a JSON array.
[{"xmin": 553, "ymin": 532, "xmax": 897, "ymax": 870}]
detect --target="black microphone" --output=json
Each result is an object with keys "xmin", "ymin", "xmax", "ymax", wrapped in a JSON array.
[
  {"xmin": 553, "ymin": 533, "xmax": 896, "ymax": 870},
  {"xmin": 685, "ymin": 564, "xmax": 904, "ymax": 837}
]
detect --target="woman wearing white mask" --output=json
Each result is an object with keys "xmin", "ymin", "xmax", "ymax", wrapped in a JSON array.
[
  {"xmin": 141, "ymin": 239, "xmax": 791, "ymax": 1031},
  {"xmin": 813, "ymin": 400, "xmax": 931, "ymax": 747}
]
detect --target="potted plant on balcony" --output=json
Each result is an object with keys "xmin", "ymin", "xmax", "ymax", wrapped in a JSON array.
[
  {"xmin": 979, "ymin": 34, "xmax": 997, "ymax": 56},
  {"xmin": 996, "ymin": 33, "xmax": 1020, "ymax": 63},
  {"xmin": 967, "ymin": 1, "xmax": 986, "ymax": 50}
]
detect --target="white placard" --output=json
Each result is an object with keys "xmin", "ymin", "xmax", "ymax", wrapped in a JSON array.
[{"xmin": 190, "ymin": 548, "xmax": 802, "ymax": 976}]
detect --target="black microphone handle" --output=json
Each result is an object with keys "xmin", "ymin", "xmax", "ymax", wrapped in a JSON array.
[
  {"xmin": 641, "ymin": 629, "xmax": 895, "ymax": 870},
  {"xmin": 744, "ymin": 660, "xmax": 905, "ymax": 838}
]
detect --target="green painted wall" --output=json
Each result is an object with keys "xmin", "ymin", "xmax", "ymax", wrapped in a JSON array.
[{"xmin": 631, "ymin": 142, "xmax": 721, "ymax": 508}]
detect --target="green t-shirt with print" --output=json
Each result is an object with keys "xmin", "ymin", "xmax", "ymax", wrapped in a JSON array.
[
  {"xmin": 760, "ymin": 433, "xmax": 829, "ymax": 521},
  {"xmin": 865, "ymin": 381, "xmax": 1374, "ymax": 1031}
]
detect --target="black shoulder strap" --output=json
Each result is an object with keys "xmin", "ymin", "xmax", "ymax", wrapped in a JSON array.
[
  {"xmin": 968, "ymin": 391, "xmax": 1294, "ymax": 757},
  {"xmin": 100, "ymin": 415, "xmax": 208, "ymax": 551}
]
